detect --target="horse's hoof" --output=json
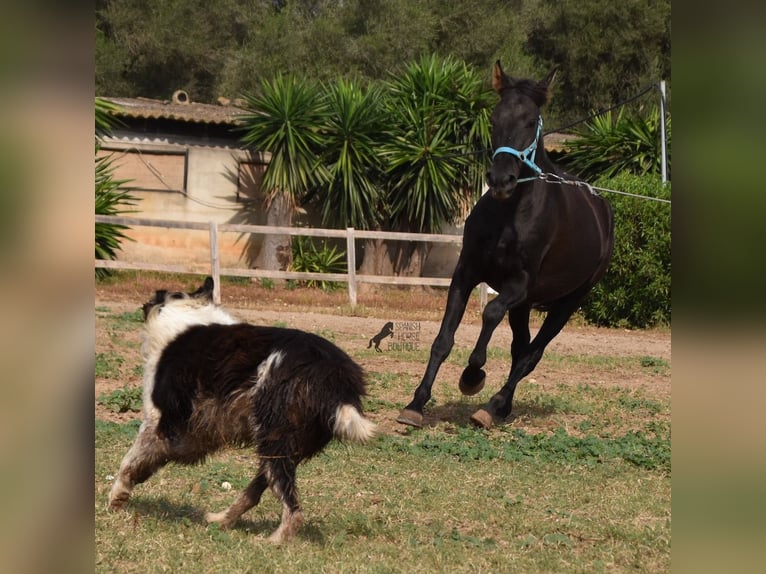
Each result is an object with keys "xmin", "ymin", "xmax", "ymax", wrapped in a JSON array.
[
  {"xmin": 470, "ymin": 409, "xmax": 495, "ymax": 429},
  {"xmin": 459, "ymin": 368, "xmax": 486, "ymax": 396},
  {"xmin": 396, "ymin": 409, "xmax": 423, "ymax": 428},
  {"xmin": 459, "ymin": 375, "xmax": 486, "ymax": 396}
]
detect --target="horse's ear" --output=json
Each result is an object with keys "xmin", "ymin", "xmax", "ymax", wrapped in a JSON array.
[
  {"xmin": 538, "ymin": 67, "xmax": 558, "ymax": 103},
  {"xmin": 492, "ymin": 60, "xmax": 510, "ymax": 93}
]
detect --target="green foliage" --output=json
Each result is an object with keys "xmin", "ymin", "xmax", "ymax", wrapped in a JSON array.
[
  {"xmin": 526, "ymin": 0, "xmax": 671, "ymax": 123},
  {"xmin": 580, "ymin": 173, "xmax": 671, "ymax": 328},
  {"xmin": 95, "ymin": 152, "xmax": 136, "ymax": 280},
  {"xmin": 384, "ymin": 424, "xmax": 670, "ymax": 472},
  {"xmin": 95, "ymin": 98, "xmax": 136, "ymax": 280},
  {"xmin": 240, "ymin": 75, "xmax": 330, "ymax": 204},
  {"xmin": 96, "ymin": 0, "xmax": 670, "ymax": 127},
  {"xmin": 97, "ymin": 386, "xmax": 143, "ymax": 413},
  {"xmin": 317, "ymin": 78, "xmax": 388, "ymax": 230},
  {"xmin": 95, "ymin": 352, "xmax": 125, "ymax": 380},
  {"xmin": 381, "ymin": 54, "xmax": 492, "ymax": 233},
  {"xmin": 563, "ymin": 107, "xmax": 671, "ymax": 180},
  {"xmin": 290, "ymin": 236, "xmax": 346, "ymax": 290}
]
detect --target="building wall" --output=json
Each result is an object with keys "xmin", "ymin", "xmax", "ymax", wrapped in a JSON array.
[
  {"xmin": 100, "ymin": 134, "xmax": 266, "ymax": 269},
  {"xmin": 100, "ymin": 132, "xmax": 462, "ymax": 277}
]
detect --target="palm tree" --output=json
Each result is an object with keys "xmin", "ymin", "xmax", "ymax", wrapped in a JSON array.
[
  {"xmin": 315, "ymin": 78, "xmax": 392, "ymax": 275},
  {"xmin": 317, "ymin": 78, "xmax": 387, "ymax": 230},
  {"xmin": 380, "ymin": 54, "xmax": 492, "ymax": 276},
  {"xmin": 240, "ymin": 74, "xmax": 329, "ymax": 271}
]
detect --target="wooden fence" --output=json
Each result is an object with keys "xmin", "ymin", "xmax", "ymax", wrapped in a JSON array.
[{"xmin": 95, "ymin": 215, "xmax": 489, "ymax": 307}]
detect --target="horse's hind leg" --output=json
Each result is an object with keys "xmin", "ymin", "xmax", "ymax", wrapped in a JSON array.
[
  {"xmin": 108, "ymin": 422, "xmax": 170, "ymax": 510},
  {"xmin": 205, "ymin": 471, "xmax": 268, "ymax": 529},
  {"xmin": 471, "ymin": 292, "xmax": 584, "ymax": 428}
]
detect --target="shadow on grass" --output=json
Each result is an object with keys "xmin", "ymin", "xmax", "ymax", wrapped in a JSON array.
[
  {"xmin": 126, "ymin": 496, "xmax": 327, "ymax": 544},
  {"xmin": 411, "ymin": 396, "xmax": 562, "ymax": 428}
]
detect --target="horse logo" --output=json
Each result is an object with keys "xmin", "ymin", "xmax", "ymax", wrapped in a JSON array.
[{"xmin": 368, "ymin": 321, "xmax": 394, "ymax": 352}]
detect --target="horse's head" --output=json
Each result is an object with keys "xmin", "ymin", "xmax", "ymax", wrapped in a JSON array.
[{"xmin": 487, "ymin": 62, "xmax": 557, "ymax": 200}]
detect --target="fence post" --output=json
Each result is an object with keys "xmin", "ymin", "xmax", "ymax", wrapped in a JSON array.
[
  {"xmin": 346, "ymin": 227, "xmax": 357, "ymax": 307},
  {"xmin": 209, "ymin": 220, "xmax": 221, "ymax": 304},
  {"xmin": 659, "ymin": 80, "xmax": 668, "ymax": 184}
]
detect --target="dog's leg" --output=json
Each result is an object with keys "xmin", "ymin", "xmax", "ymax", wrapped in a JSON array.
[
  {"xmin": 264, "ymin": 459, "xmax": 303, "ymax": 544},
  {"xmin": 205, "ymin": 472, "xmax": 268, "ymax": 529},
  {"xmin": 108, "ymin": 421, "xmax": 170, "ymax": 510}
]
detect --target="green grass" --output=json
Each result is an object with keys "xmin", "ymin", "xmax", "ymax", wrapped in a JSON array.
[
  {"xmin": 96, "ymin": 423, "xmax": 670, "ymax": 573},
  {"xmin": 98, "ymin": 386, "xmax": 143, "ymax": 413},
  {"xmin": 95, "ymin": 306, "xmax": 670, "ymax": 573},
  {"xmin": 95, "ymin": 352, "xmax": 125, "ymax": 379}
]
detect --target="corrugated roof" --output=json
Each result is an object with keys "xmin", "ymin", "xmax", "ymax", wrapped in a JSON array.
[
  {"xmin": 104, "ymin": 96, "xmax": 248, "ymax": 126},
  {"xmin": 102, "ymin": 95, "xmax": 576, "ymax": 150}
]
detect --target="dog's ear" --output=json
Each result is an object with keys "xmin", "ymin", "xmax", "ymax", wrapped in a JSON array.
[
  {"xmin": 142, "ymin": 289, "xmax": 167, "ymax": 320},
  {"xmin": 155, "ymin": 290, "xmax": 168, "ymax": 302},
  {"xmin": 190, "ymin": 276, "xmax": 214, "ymax": 301},
  {"xmin": 141, "ymin": 301, "xmax": 155, "ymax": 320}
]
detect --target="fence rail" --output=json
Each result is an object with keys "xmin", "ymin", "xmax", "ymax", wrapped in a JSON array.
[{"xmin": 95, "ymin": 215, "xmax": 488, "ymax": 306}]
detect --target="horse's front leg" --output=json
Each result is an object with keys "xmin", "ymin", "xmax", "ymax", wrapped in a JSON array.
[
  {"xmin": 397, "ymin": 267, "xmax": 476, "ymax": 428},
  {"xmin": 460, "ymin": 299, "xmax": 530, "ymax": 396},
  {"xmin": 458, "ymin": 274, "xmax": 528, "ymax": 425}
]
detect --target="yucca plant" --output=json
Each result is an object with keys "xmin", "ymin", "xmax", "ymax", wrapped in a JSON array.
[
  {"xmin": 316, "ymin": 78, "xmax": 388, "ymax": 230},
  {"xmin": 95, "ymin": 98, "xmax": 136, "ymax": 279},
  {"xmin": 563, "ymin": 107, "xmax": 671, "ymax": 180},
  {"xmin": 239, "ymin": 75, "xmax": 330, "ymax": 270},
  {"xmin": 381, "ymin": 54, "xmax": 492, "ymax": 235},
  {"xmin": 379, "ymin": 55, "xmax": 493, "ymax": 276}
]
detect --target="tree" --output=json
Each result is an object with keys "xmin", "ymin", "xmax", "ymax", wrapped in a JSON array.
[
  {"xmin": 316, "ymin": 78, "xmax": 388, "ymax": 230},
  {"xmin": 96, "ymin": 0, "xmax": 260, "ymax": 101},
  {"xmin": 239, "ymin": 75, "xmax": 329, "ymax": 271},
  {"xmin": 312, "ymin": 78, "xmax": 393, "ymax": 275},
  {"xmin": 379, "ymin": 54, "xmax": 492, "ymax": 276},
  {"xmin": 525, "ymin": 0, "xmax": 671, "ymax": 124}
]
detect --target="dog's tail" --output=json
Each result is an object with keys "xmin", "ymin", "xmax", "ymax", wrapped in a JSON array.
[{"xmin": 333, "ymin": 404, "xmax": 376, "ymax": 443}]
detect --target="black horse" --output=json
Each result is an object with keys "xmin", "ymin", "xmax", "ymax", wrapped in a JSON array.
[{"xmin": 397, "ymin": 62, "xmax": 614, "ymax": 429}]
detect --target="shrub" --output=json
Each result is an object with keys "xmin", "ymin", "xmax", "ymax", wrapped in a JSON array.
[
  {"xmin": 290, "ymin": 236, "xmax": 346, "ymax": 291},
  {"xmin": 580, "ymin": 172, "xmax": 671, "ymax": 328},
  {"xmin": 563, "ymin": 107, "xmax": 670, "ymax": 180}
]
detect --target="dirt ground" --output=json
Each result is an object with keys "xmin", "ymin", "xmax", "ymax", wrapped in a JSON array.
[{"xmin": 95, "ymin": 275, "xmax": 671, "ymax": 434}]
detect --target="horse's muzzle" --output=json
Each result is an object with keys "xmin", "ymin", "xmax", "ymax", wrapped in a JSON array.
[{"xmin": 486, "ymin": 169, "xmax": 517, "ymax": 200}]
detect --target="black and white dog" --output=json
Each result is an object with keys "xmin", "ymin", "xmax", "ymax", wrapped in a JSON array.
[{"xmin": 108, "ymin": 277, "xmax": 376, "ymax": 543}]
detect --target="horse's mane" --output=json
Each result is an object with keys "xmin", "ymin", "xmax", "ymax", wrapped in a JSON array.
[{"xmin": 506, "ymin": 78, "xmax": 549, "ymax": 106}]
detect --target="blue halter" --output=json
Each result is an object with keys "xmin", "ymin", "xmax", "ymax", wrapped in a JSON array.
[{"xmin": 491, "ymin": 116, "xmax": 544, "ymax": 183}]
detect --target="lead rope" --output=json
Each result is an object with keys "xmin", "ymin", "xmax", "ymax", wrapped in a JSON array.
[{"xmin": 535, "ymin": 172, "xmax": 671, "ymax": 205}]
